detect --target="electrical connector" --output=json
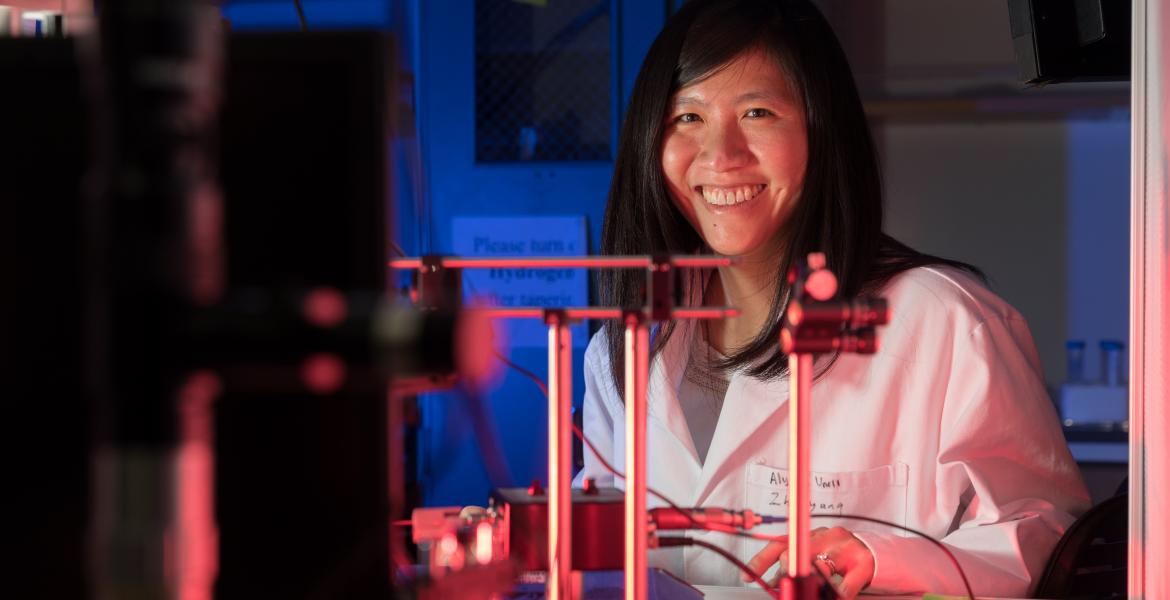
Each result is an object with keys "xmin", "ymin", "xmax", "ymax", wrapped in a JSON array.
[{"xmin": 649, "ymin": 507, "xmax": 763, "ymax": 531}]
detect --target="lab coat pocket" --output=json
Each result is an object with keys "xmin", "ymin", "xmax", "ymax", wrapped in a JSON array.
[{"xmin": 744, "ymin": 462, "xmax": 910, "ymax": 536}]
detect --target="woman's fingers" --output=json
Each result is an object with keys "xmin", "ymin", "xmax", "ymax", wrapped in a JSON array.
[
  {"xmin": 808, "ymin": 528, "xmax": 875, "ymax": 599},
  {"xmin": 836, "ymin": 561, "xmax": 874, "ymax": 600},
  {"xmin": 743, "ymin": 536, "xmax": 788, "ymax": 582},
  {"xmin": 743, "ymin": 526, "xmax": 875, "ymax": 596},
  {"xmin": 812, "ymin": 552, "xmax": 835, "ymax": 586}
]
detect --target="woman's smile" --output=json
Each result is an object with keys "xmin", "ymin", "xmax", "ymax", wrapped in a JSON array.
[{"xmin": 696, "ymin": 183, "xmax": 767, "ymax": 207}]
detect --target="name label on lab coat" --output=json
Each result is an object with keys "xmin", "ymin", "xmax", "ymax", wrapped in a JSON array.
[{"xmin": 745, "ymin": 462, "xmax": 910, "ymax": 532}]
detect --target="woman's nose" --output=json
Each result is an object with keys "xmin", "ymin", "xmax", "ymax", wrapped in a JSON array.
[{"xmin": 698, "ymin": 123, "xmax": 751, "ymax": 171}]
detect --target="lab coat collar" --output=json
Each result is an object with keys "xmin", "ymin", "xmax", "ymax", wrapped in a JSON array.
[
  {"xmin": 646, "ymin": 270, "xmax": 709, "ymax": 469},
  {"xmin": 649, "ymin": 315, "xmax": 792, "ymax": 507},
  {"xmin": 649, "ymin": 268, "xmax": 791, "ymax": 505},
  {"xmin": 647, "ymin": 319, "xmax": 701, "ymax": 466},
  {"xmin": 694, "ymin": 364, "xmax": 789, "ymax": 506}
]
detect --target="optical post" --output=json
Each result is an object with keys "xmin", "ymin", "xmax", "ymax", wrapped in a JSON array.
[{"xmin": 779, "ymin": 253, "xmax": 890, "ymax": 600}]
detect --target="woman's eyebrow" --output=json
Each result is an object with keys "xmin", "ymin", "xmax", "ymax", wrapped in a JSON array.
[
  {"xmin": 736, "ymin": 90, "xmax": 790, "ymax": 104},
  {"xmin": 671, "ymin": 90, "xmax": 794, "ymax": 108},
  {"xmin": 672, "ymin": 95, "xmax": 704, "ymax": 108}
]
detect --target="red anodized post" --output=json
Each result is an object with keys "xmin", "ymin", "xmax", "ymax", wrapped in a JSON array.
[
  {"xmin": 546, "ymin": 311, "xmax": 574, "ymax": 600},
  {"xmin": 623, "ymin": 312, "xmax": 650, "ymax": 600},
  {"xmin": 785, "ymin": 353, "xmax": 814, "ymax": 585}
]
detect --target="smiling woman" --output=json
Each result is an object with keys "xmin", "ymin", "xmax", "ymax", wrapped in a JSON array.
[
  {"xmin": 578, "ymin": 0, "xmax": 1092, "ymax": 598},
  {"xmin": 598, "ymin": 0, "xmax": 982, "ymax": 383}
]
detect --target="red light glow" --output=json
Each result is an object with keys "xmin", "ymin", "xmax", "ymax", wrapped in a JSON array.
[
  {"xmin": 176, "ymin": 370, "xmax": 221, "ymax": 600},
  {"xmin": 301, "ymin": 353, "xmax": 347, "ymax": 395},
  {"xmin": 302, "ymin": 287, "xmax": 348, "ymax": 328}
]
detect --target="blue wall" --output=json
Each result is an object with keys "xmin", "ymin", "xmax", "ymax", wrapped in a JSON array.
[
  {"xmin": 219, "ymin": 0, "xmax": 667, "ymax": 508},
  {"xmin": 221, "ymin": 1, "xmax": 391, "ymax": 30},
  {"xmin": 412, "ymin": 0, "xmax": 664, "ymax": 507}
]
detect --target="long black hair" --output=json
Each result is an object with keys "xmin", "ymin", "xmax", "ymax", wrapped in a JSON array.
[{"xmin": 599, "ymin": 0, "xmax": 978, "ymax": 390}]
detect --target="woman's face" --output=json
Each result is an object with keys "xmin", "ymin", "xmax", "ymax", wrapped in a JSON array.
[{"xmin": 661, "ymin": 47, "xmax": 808, "ymax": 259}]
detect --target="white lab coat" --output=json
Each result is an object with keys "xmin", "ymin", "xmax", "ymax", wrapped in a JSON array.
[{"xmin": 573, "ymin": 266, "xmax": 1090, "ymax": 597}]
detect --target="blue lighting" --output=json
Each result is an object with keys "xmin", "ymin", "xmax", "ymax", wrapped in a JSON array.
[{"xmin": 221, "ymin": 1, "xmax": 392, "ymax": 30}]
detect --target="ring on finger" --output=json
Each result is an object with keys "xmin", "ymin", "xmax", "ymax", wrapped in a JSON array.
[{"xmin": 815, "ymin": 552, "xmax": 839, "ymax": 577}]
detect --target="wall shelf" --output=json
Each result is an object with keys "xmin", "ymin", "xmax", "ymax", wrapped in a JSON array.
[{"xmin": 865, "ymin": 91, "xmax": 1129, "ymax": 122}]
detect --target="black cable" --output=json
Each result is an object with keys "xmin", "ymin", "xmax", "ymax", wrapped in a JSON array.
[
  {"xmin": 497, "ymin": 348, "xmax": 975, "ymax": 599},
  {"xmin": 720, "ymin": 512, "xmax": 973, "ymax": 599},
  {"xmin": 810, "ymin": 514, "xmax": 974, "ymax": 600},
  {"xmin": 497, "ymin": 347, "xmax": 834, "ymax": 597},
  {"xmin": 487, "ymin": 328, "xmax": 969, "ymax": 596},
  {"xmin": 749, "ymin": 513, "xmax": 974, "ymax": 600},
  {"xmin": 665, "ymin": 535, "xmax": 838, "ymax": 600},
  {"xmin": 658, "ymin": 537, "xmax": 778, "ymax": 598},
  {"xmin": 491, "ymin": 347, "xmax": 817, "ymax": 597},
  {"xmin": 292, "ymin": 0, "xmax": 308, "ymax": 31}
]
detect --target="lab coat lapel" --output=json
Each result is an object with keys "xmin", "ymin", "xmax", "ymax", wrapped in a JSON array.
[
  {"xmin": 693, "ymin": 370, "xmax": 788, "ymax": 505},
  {"xmin": 647, "ymin": 320, "xmax": 700, "ymax": 466}
]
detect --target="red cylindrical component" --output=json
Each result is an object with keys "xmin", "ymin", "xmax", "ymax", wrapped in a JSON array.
[
  {"xmin": 781, "ymin": 325, "xmax": 841, "ymax": 354},
  {"xmin": 649, "ymin": 507, "xmax": 762, "ymax": 531},
  {"xmin": 786, "ymin": 300, "xmax": 849, "ymax": 326},
  {"xmin": 649, "ymin": 508, "xmax": 696, "ymax": 531}
]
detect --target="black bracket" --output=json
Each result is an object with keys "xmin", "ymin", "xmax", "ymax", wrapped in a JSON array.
[{"xmin": 781, "ymin": 254, "xmax": 889, "ymax": 356}]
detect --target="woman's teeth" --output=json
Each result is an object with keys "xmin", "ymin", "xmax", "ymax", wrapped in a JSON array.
[{"xmin": 700, "ymin": 184, "xmax": 765, "ymax": 206}]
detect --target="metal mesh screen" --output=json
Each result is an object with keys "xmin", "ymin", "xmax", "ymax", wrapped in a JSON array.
[{"xmin": 475, "ymin": 0, "xmax": 611, "ymax": 162}]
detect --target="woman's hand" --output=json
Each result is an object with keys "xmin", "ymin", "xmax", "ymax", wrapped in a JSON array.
[{"xmin": 743, "ymin": 526, "xmax": 875, "ymax": 599}]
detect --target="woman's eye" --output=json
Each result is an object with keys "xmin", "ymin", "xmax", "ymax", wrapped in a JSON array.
[
  {"xmin": 745, "ymin": 108, "xmax": 773, "ymax": 118},
  {"xmin": 675, "ymin": 113, "xmax": 701, "ymax": 124}
]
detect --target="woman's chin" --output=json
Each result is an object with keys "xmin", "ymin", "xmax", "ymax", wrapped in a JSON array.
[{"xmin": 705, "ymin": 238, "xmax": 762, "ymax": 258}]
